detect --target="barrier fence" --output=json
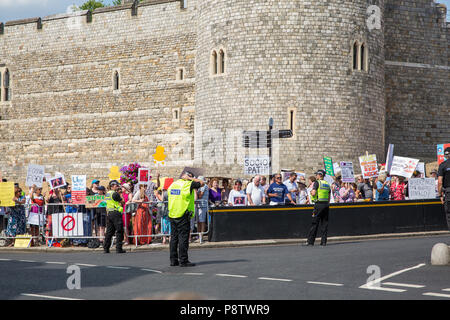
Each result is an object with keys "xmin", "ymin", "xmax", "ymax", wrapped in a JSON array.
[{"xmin": 0, "ymin": 200, "xmax": 210, "ymax": 248}]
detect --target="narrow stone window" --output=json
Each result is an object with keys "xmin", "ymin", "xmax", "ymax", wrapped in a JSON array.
[
  {"xmin": 176, "ymin": 67, "xmax": 185, "ymax": 81},
  {"xmin": 352, "ymin": 41, "xmax": 358, "ymax": 70},
  {"xmin": 173, "ymin": 107, "xmax": 181, "ymax": 122},
  {"xmin": 360, "ymin": 43, "xmax": 368, "ymax": 72},
  {"xmin": 219, "ymin": 49, "xmax": 225, "ymax": 74},
  {"xmin": 288, "ymin": 107, "xmax": 296, "ymax": 137},
  {"xmin": 210, "ymin": 50, "xmax": 218, "ymax": 75},
  {"xmin": 360, "ymin": 43, "xmax": 365, "ymax": 71},
  {"xmin": 4, "ymin": 69, "xmax": 10, "ymax": 101},
  {"xmin": 113, "ymin": 70, "xmax": 120, "ymax": 91},
  {"xmin": 0, "ymin": 71, "xmax": 2, "ymax": 102}
]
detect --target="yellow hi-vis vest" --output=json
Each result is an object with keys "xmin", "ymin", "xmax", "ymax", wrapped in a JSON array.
[
  {"xmin": 105, "ymin": 191, "xmax": 123, "ymax": 213},
  {"xmin": 317, "ymin": 180, "xmax": 331, "ymax": 202},
  {"xmin": 168, "ymin": 179, "xmax": 195, "ymax": 219}
]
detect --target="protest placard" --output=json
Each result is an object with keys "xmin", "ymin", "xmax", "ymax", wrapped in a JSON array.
[
  {"xmin": 385, "ymin": 144, "xmax": 394, "ymax": 173},
  {"xmin": 244, "ymin": 156, "xmax": 270, "ymax": 175},
  {"xmin": 340, "ymin": 161, "xmax": 355, "ymax": 183},
  {"xmin": 138, "ymin": 168, "xmax": 151, "ymax": 185},
  {"xmin": 389, "ymin": 156, "xmax": 419, "ymax": 178},
  {"xmin": 14, "ymin": 234, "xmax": 32, "ymax": 248},
  {"xmin": 85, "ymin": 195, "xmax": 106, "ymax": 209},
  {"xmin": 25, "ymin": 164, "xmax": 45, "ymax": 188},
  {"xmin": 49, "ymin": 175, "xmax": 66, "ymax": 190},
  {"xmin": 408, "ymin": 178, "xmax": 436, "ymax": 200},
  {"xmin": 71, "ymin": 175, "xmax": 86, "ymax": 204},
  {"xmin": 0, "ymin": 182, "xmax": 15, "ymax": 207},
  {"xmin": 323, "ymin": 156, "xmax": 334, "ymax": 176},
  {"xmin": 359, "ymin": 154, "xmax": 378, "ymax": 179},
  {"xmin": 415, "ymin": 162, "xmax": 425, "ymax": 178},
  {"xmin": 437, "ymin": 143, "xmax": 450, "ymax": 165}
]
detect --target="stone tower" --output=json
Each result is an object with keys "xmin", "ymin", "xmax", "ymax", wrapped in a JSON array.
[{"xmin": 195, "ymin": 0, "xmax": 386, "ymax": 176}]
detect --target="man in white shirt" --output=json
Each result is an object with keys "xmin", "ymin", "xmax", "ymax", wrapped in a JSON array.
[
  {"xmin": 228, "ymin": 180, "xmax": 247, "ymax": 206},
  {"xmin": 283, "ymin": 172, "xmax": 299, "ymax": 204},
  {"xmin": 246, "ymin": 175, "xmax": 266, "ymax": 206}
]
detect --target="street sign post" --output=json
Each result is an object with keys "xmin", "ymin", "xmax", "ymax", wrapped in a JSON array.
[{"xmin": 242, "ymin": 119, "xmax": 293, "ymax": 177}]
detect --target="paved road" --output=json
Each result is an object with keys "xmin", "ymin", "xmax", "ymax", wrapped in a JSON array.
[{"xmin": 0, "ymin": 235, "xmax": 449, "ymax": 300}]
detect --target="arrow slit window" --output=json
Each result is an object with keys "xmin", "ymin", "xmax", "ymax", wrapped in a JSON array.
[{"xmin": 288, "ymin": 108, "xmax": 296, "ymax": 136}]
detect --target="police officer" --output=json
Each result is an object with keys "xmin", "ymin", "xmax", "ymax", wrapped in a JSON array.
[
  {"xmin": 438, "ymin": 147, "xmax": 450, "ymax": 231},
  {"xmin": 103, "ymin": 180, "xmax": 126, "ymax": 254},
  {"xmin": 305, "ymin": 169, "xmax": 331, "ymax": 246},
  {"xmin": 167, "ymin": 171, "xmax": 204, "ymax": 267}
]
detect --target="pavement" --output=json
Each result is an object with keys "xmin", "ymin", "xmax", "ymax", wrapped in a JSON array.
[{"xmin": 1, "ymin": 230, "xmax": 449, "ymax": 253}]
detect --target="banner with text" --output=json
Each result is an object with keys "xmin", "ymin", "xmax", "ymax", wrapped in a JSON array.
[
  {"xmin": 71, "ymin": 175, "xmax": 86, "ymax": 204},
  {"xmin": 389, "ymin": 156, "xmax": 420, "ymax": 178},
  {"xmin": 244, "ymin": 156, "xmax": 270, "ymax": 175},
  {"xmin": 359, "ymin": 154, "xmax": 378, "ymax": 179},
  {"xmin": 408, "ymin": 178, "xmax": 436, "ymax": 200},
  {"xmin": 340, "ymin": 161, "xmax": 355, "ymax": 183}
]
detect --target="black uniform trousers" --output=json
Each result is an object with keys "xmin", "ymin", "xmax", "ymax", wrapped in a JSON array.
[
  {"xmin": 169, "ymin": 211, "xmax": 191, "ymax": 264},
  {"xmin": 444, "ymin": 189, "xmax": 450, "ymax": 231},
  {"xmin": 103, "ymin": 210, "xmax": 124, "ymax": 252},
  {"xmin": 307, "ymin": 202, "xmax": 329, "ymax": 245}
]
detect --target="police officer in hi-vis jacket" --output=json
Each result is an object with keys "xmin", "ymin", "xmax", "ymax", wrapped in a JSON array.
[
  {"xmin": 305, "ymin": 169, "xmax": 331, "ymax": 246},
  {"xmin": 103, "ymin": 180, "xmax": 126, "ymax": 254},
  {"xmin": 167, "ymin": 171, "xmax": 204, "ymax": 267}
]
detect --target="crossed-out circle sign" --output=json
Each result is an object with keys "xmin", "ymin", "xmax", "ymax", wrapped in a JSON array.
[{"xmin": 61, "ymin": 215, "xmax": 76, "ymax": 232}]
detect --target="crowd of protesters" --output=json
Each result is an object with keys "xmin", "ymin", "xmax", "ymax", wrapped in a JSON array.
[{"xmin": 0, "ymin": 164, "xmax": 441, "ymax": 247}]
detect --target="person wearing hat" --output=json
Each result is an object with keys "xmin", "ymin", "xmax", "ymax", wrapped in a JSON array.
[
  {"xmin": 305, "ymin": 169, "xmax": 331, "ymax": 246},
  {"xmin": 438, "ymin": 147, "xmax": 450, "ymax": 230},
  {"xmin": 103, "ymin": 180, "xmax": 126, "ymax": 253},
  {"xmin": 167, "ymin": 171, "xmax": 204, "ymax": 267}
]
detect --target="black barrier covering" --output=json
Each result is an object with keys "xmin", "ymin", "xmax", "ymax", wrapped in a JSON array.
[{"xmin": 208, "ymin": 199, "xmax": 447, "ymax": 242}]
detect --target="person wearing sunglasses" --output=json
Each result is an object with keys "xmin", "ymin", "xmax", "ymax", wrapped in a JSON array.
[{"xmin": 266, "ymin": 174, "xmax": 295, "ymax": 206}]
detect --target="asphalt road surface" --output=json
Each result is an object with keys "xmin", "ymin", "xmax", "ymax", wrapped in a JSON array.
[{"xmin": 1, "ymin": 235, "xmax": 449, "ymax": 300}]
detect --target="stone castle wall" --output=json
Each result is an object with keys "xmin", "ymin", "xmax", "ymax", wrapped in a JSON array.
[
  {"xmin": 0, "ymin": 0, "xmax": 196, "ymax": 182},
  {"xmin": 384, "ymin": 0, "xmax": 449, "ymax": 163},
  {"xmin": 195, "ymin": 0, "xmax": 386, "ymax": 177}
]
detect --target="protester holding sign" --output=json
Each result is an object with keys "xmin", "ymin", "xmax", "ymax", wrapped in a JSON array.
[
  {"xmin": 374, "ymin": 174, "xmax": 390, "ymax": 201},
  {"xmin": 228, "ymin": 180, "xmax": 247, "ymax": 206},
  {"xmin": 390, "ymin": 176, "xmax": 406, "ymax": 201}
]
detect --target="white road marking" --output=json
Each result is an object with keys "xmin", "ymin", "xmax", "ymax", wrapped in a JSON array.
[
  {"xmin": 106, "ymin": 266, "xmax": 130, "ymax": 270},
  {"xmin": 141, "ymin": 269, "xmax": 163, "ymax": 274},
  {"xmin": 18, "ymin": 260, "xmax": 35, "ymax": 263},
  {"xmin": 382, "ymin": 282, "xmax": 425, "ymax": 288},
  {"xmin": 423, "ymin": 292, "xmax": 450, "ymax": 299},
  {"xmin": 307, "ymin": 281, "xmax": 344, "ymax": 287},
  {"xmin": 442, "ymin": 288, "xmax": 450, "ymax": 292},
  {"xmin": 184, "ymin": 272, "xmax": 204, "ymax": 276},
  {"xmin": 0, "ymin": 258, "xmax": 11, "ymax": 261},
  {"xmin": 21, "ymin": 293, "xmax": 83, "ymax": 300},
  {"xmin": 258, "ymin": 277, "xmax": 293, "ymax": 282},
  {"xmin": 216, "ymin": 274, "xmax": 248, "ymax": 278},
  {"xmin": 363, "ymin": 286, "xmax": 406, "ymax": 293},
  {"xmin": 76, "ymin": 263, "xmax": 97, "ymax": 267},
  {"xmin": 45, "ymin": 261, "xmax": 66, "ymax": 265},
  {"xmin": 359, "ymin": 263, "xmax": 426, "ymax": 291}
]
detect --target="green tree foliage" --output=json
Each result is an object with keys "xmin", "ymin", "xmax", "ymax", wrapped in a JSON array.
[{"xmin": 79, "ymin": 0, "xmax": 106, "ymax": 11}]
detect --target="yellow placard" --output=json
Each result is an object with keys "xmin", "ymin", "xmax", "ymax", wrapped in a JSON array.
[
  {"xmin": 108, "ymin": 166, "xmax": 121, "ymax": 181},
  {"xmin": 14, "ymin": 234, "xmax": 32, "ymax": 248},
  {"xmin": 0, "ymin": 182, "xmax": 15, "ymax": 207}
]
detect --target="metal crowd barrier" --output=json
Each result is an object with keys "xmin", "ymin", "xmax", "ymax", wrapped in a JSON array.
[{"xmin": 0, "ymin": 199, "xmax": 211, "ymax": 248}]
